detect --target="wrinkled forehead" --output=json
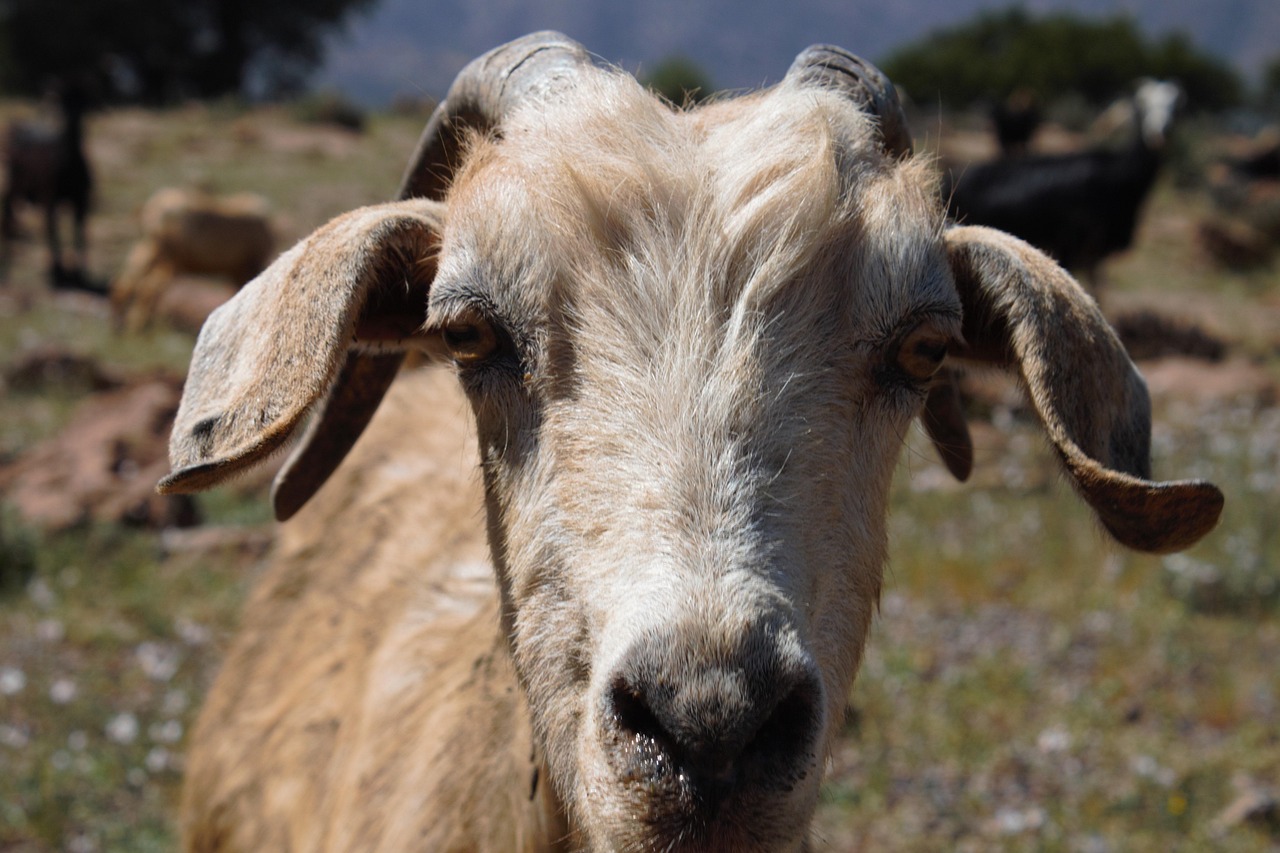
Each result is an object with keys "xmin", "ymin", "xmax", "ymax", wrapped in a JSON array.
[{"xmin": 439, "ymin": 73, "xmax": 955, "ymax": 334}]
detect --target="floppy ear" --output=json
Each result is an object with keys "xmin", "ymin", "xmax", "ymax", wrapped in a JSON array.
[
  {"xmin": 921, "ymin": 368, "xmax": 973, "ymax": 482},
  {"xmin": 157, "ymin": 199, "xmax": 445, "ymax": 518},
  {"xmin": 942, "ymin": 225, "xmax": 1222, "ymax": 553}
]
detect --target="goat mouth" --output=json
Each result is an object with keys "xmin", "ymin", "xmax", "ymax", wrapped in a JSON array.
[{"xmin": 599, "ymin": 769, "xmax": 814, "ymax": 853}]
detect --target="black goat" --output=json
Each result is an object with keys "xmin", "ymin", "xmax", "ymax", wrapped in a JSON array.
[
  {"xmin": 992, "ymin": 88, "xmax": 1041, "ymax": 156},
  {"xmin": 1227, "ymin": 135, "xmax": 1280, "ymax": 181},
  {"xmin": 946, "ymin": 80, "xmax": 1182, "ymax": 287},
  {"xmin": 1, "ymin": 79, "xmax": 94, "ymax": 288}
]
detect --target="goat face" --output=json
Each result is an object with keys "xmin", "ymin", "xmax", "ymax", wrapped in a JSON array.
[
  {"xmin": 160, "ymin": 33, "xmax": 1221, "ymax": 852},
  {"xmin": 429, "ymin": 80, "xmax": 958, "ymax": 848}
]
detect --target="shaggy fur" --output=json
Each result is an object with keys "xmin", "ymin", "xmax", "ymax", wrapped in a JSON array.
[{"xmin": 161, "ymin": 36, "xmax": 1221, "ymax": 852}]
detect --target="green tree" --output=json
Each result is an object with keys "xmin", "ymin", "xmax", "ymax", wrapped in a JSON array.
[
  {"xmin": 1258, "ymin": 55, "xmax": 1280, "ymax": 112},
  {"xmin": 1147, "ymin": 32, "xmax": 1242, "ymax": 111},
  {"xmin": 0, "ymin": 0, "xmax": 377, "ymax": 103},
  {"xmin": 881, "ymin": 9, "xmax": 1241, "ymax": 112},
  {"xmin": 643, "ymin": 56, "xmax": 715, "ymax": 107}
]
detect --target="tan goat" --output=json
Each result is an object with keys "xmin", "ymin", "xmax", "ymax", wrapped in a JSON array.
[
  {"xmin": 159, "ymin": 33, "xmax": 1223, "ymax": 852},
  {"xmin": 111, "ymin": 187, "xmax": 273, "ymax": 331}
]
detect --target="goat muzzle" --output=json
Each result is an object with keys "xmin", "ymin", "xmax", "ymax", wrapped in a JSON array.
[{"xmin": 596, "ymin": 627, "xmax": 825, "ymax": 844}]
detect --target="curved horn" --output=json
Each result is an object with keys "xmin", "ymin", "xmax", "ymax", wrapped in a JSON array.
[
  {"xmin": 162, "ymin": 33, "xmax": 596, "ymax": 517},
  {"xmin": 267, "ymin": 34, "xmax": 599, "ymax": 520},
  {"xmin": 399, "ymin": 31, "xmax": 598, "ymax": 200},
  {"xmin": 278, "ymin": 32, "xmax": 595, "ymax": 520},
  {"xmin": 274, "ymin": 32, "xmax": 595, "ymax": 519},
  {"xmin": 784, "ymin": 45, "xmax": 912, "ymax": 159}
]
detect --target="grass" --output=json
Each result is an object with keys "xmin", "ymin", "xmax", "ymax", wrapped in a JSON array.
[
  {"xmin": 0, "ymin": 522, "xmax": 254, "ymax": 851},
  {"xmin": 0, "ymin": 100, "xmax": 1278, "ymax": 850},
  {"xmin": 815, "ymin": 414, "xmax": 1280, "ymax": 850}
]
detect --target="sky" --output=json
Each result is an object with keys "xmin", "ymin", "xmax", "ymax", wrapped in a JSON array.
[{"xmin": 311, "ymin": 0, "xmax": 1280, "ymax": 106}]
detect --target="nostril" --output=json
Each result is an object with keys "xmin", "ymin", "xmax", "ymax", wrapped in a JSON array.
[
  {"xmin": 606, "ymin": 675, "xmax": 686, "ymax": 787},
  {"xmin": 608, "ymin": 676, "xmax": 667, "ymax": 745},
  {"xmin": 605, "ymin": 663, "xmax": 822, "ymax": 791},
  {"xmin": 741, "ymin": 676, "xmax": 821, "ymax": 777}
]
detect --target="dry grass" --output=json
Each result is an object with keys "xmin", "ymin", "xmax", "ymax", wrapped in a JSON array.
[{"xmin": 0, "ymin": 103, "xmax": 1277, "ymax": 851}]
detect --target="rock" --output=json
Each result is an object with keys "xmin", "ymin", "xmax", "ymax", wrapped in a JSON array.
[
  {"xmin": 3, "ymin": 345, "xmax": 122, "ymax": 393},
  {"xmin": 151, "ymin": 276, "xmax": 237, "ymax": 333},
  {"xmin": 1141, "ymin": 357, "xmax": 1277, "ymax": 405},
  {"xmin": 1111, "ymin": 309, "xmax": 1227, "ymax": 363},
  {"xmin": 0, "ymin": 374, "xmax": 198, "ymax": 531}
]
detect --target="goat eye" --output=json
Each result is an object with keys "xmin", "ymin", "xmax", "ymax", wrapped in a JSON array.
[
  {"xmin": 441, "ymin": 312, "xmax": 500, "ymax": 365},
  {"xmin": 895, "ymin": 324, "xmax": 950, "ymax": 381}
]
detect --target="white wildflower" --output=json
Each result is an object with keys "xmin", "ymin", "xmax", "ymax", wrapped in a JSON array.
[
  {"xmin": 1083, "ymin": 610, "xmax": 1113, "ymax": 634},
  {"xmin": 136, "ymin": 642, "xmax": 180, "ymax": 682},
  {"xmin": 992, "ymin": 806, "xmax": 1045, "ymax": 835},
  {"xmin": 0, "ymin": 724, "xmax": 30, "ymax": 749},
  {"xmin": 1073, "ymin": 834, "xmax": 1113, "ymax": 853},
  {"xmin": 161, "ymin": 689, "xmax": 189, "ymax": 715},
  {"xmin": 149, "ymin": 719, "xmax": 183, "ymax": 744},
  {"xmin": 145, "ymin": 747, "xmax": 170, "ymax": 773},
  {"xmin": 50, "ymin": 677, "xmax": 77, "ymax": 705},
  {"xmin": 175, "ymin": 616, "xmax": 212, "ymax": 646},
  {"xmin": 1131, "ymin": 753, "xmax": 1176, "ymax": 787},
  {"xmin": 1037, "ymin": 726, "xmax": 1071, "ymax": 754},
  {"xmin": 105, "ymin": 712, "xmax": 139, "ymax": 745},
  {"xmin": 27, "ymin": 578, "xmax": 55, "ymax": 608},
  {"xmin": 66, "ymin": 835, "xmax": 97, "ymax": 853},
  {"xmin": 36, "ymin": 619, "xmax": 65, "ymax": 642},
  {"xmin": 0, "ymin": 667, "xmax": 26, "ymax": 695}
]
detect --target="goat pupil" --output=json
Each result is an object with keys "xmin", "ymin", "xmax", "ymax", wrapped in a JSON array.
[
  {"xmin": 445, "ymin": 324, "xmax": 481, "ymax": 351},
  {"xmin": 915, "ymin": 340, "xmax": 947, "ymax": 363}
]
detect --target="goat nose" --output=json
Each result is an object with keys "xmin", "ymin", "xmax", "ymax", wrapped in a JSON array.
[{"xmin": 603, "ymin": 640, "xmax": 822, "ymax": 800}]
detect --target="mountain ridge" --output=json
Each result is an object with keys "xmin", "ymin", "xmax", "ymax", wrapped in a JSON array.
[{"xmin": 315, "ymin": 0, "xmax": 1280, "ymax": 105}]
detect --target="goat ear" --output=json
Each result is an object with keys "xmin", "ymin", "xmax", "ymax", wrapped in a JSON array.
[
  {"xmin": 157, "ymin": 199, "xmax": 445, "ymax": 518},
  {"xmin": 921, "ymin": 368, "xmax": 973, "ymax": 482},
  {"xmin": 943, "ymin": 225, "xmax": 1223, "ymax": 553}
]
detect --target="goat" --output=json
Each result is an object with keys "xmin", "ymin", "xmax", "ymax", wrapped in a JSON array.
[
  {"xmin": 945, "ymin": 80, "xmax": 1183, "ymax": 287},
  {"xmin": 1227, "ymin": 133, "xmax": 1280, "ymax": 181},
  {"xmin": 110, "ymin": 187, "xmax": 274, "ymax": 331},
  {"xmin": 158, "ymin": 34, "xmax": 1222, "ymax": 852},
  {"xmin": 991, "ymin": 87, "xmax": 1041, "ymax": 156},
  {"xmin": 1, "ymin": 79, "xmax": 93, "ymax": 287}
]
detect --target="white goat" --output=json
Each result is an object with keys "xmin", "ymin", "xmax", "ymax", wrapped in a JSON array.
[
  {"xmin": 159, "ymin": 33, "xmax": 1223, "ymax": 852},
  {"xmin": 111, "ymin": 187, "xmax": 273, "ymax": 331}
]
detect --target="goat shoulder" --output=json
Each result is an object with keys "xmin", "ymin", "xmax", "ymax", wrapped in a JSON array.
[{"xmin": 182, "ymin": 367, "xmax": 564, "ymax": 851}]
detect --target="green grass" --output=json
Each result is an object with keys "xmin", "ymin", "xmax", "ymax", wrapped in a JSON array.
[
  {"xmin": 0, "ymin": 101, "xmax": 1278, "ymax": 850},
  {"xmin": 0, "ymin": 522, "xmax": 255, "ymax": 850},
  {"xmin": 810, "ymin": 313, "xmax": 1280, "ymax": 848}
]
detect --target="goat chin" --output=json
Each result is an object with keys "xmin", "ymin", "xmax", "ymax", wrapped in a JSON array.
[{"xmin": 162, "ymin": 35, "xmax": 1220, "ymax": 852}]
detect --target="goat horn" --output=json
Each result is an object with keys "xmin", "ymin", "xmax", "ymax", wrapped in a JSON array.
[
  {"xmin": 257, "ymin": 34, "xmax": 596, "ymax": 520},
  {"xmin": 785, "ymin": 45, "xmax": 912, "ymax": 159},
  {"xmin": 398, "ymin": 31, "xmax": 598, "ymax": 201}
]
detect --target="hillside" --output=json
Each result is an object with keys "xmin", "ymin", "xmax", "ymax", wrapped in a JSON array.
[{"xmin": 314, "ymin": 0, "xmax": 1280, "ymax": 105}]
